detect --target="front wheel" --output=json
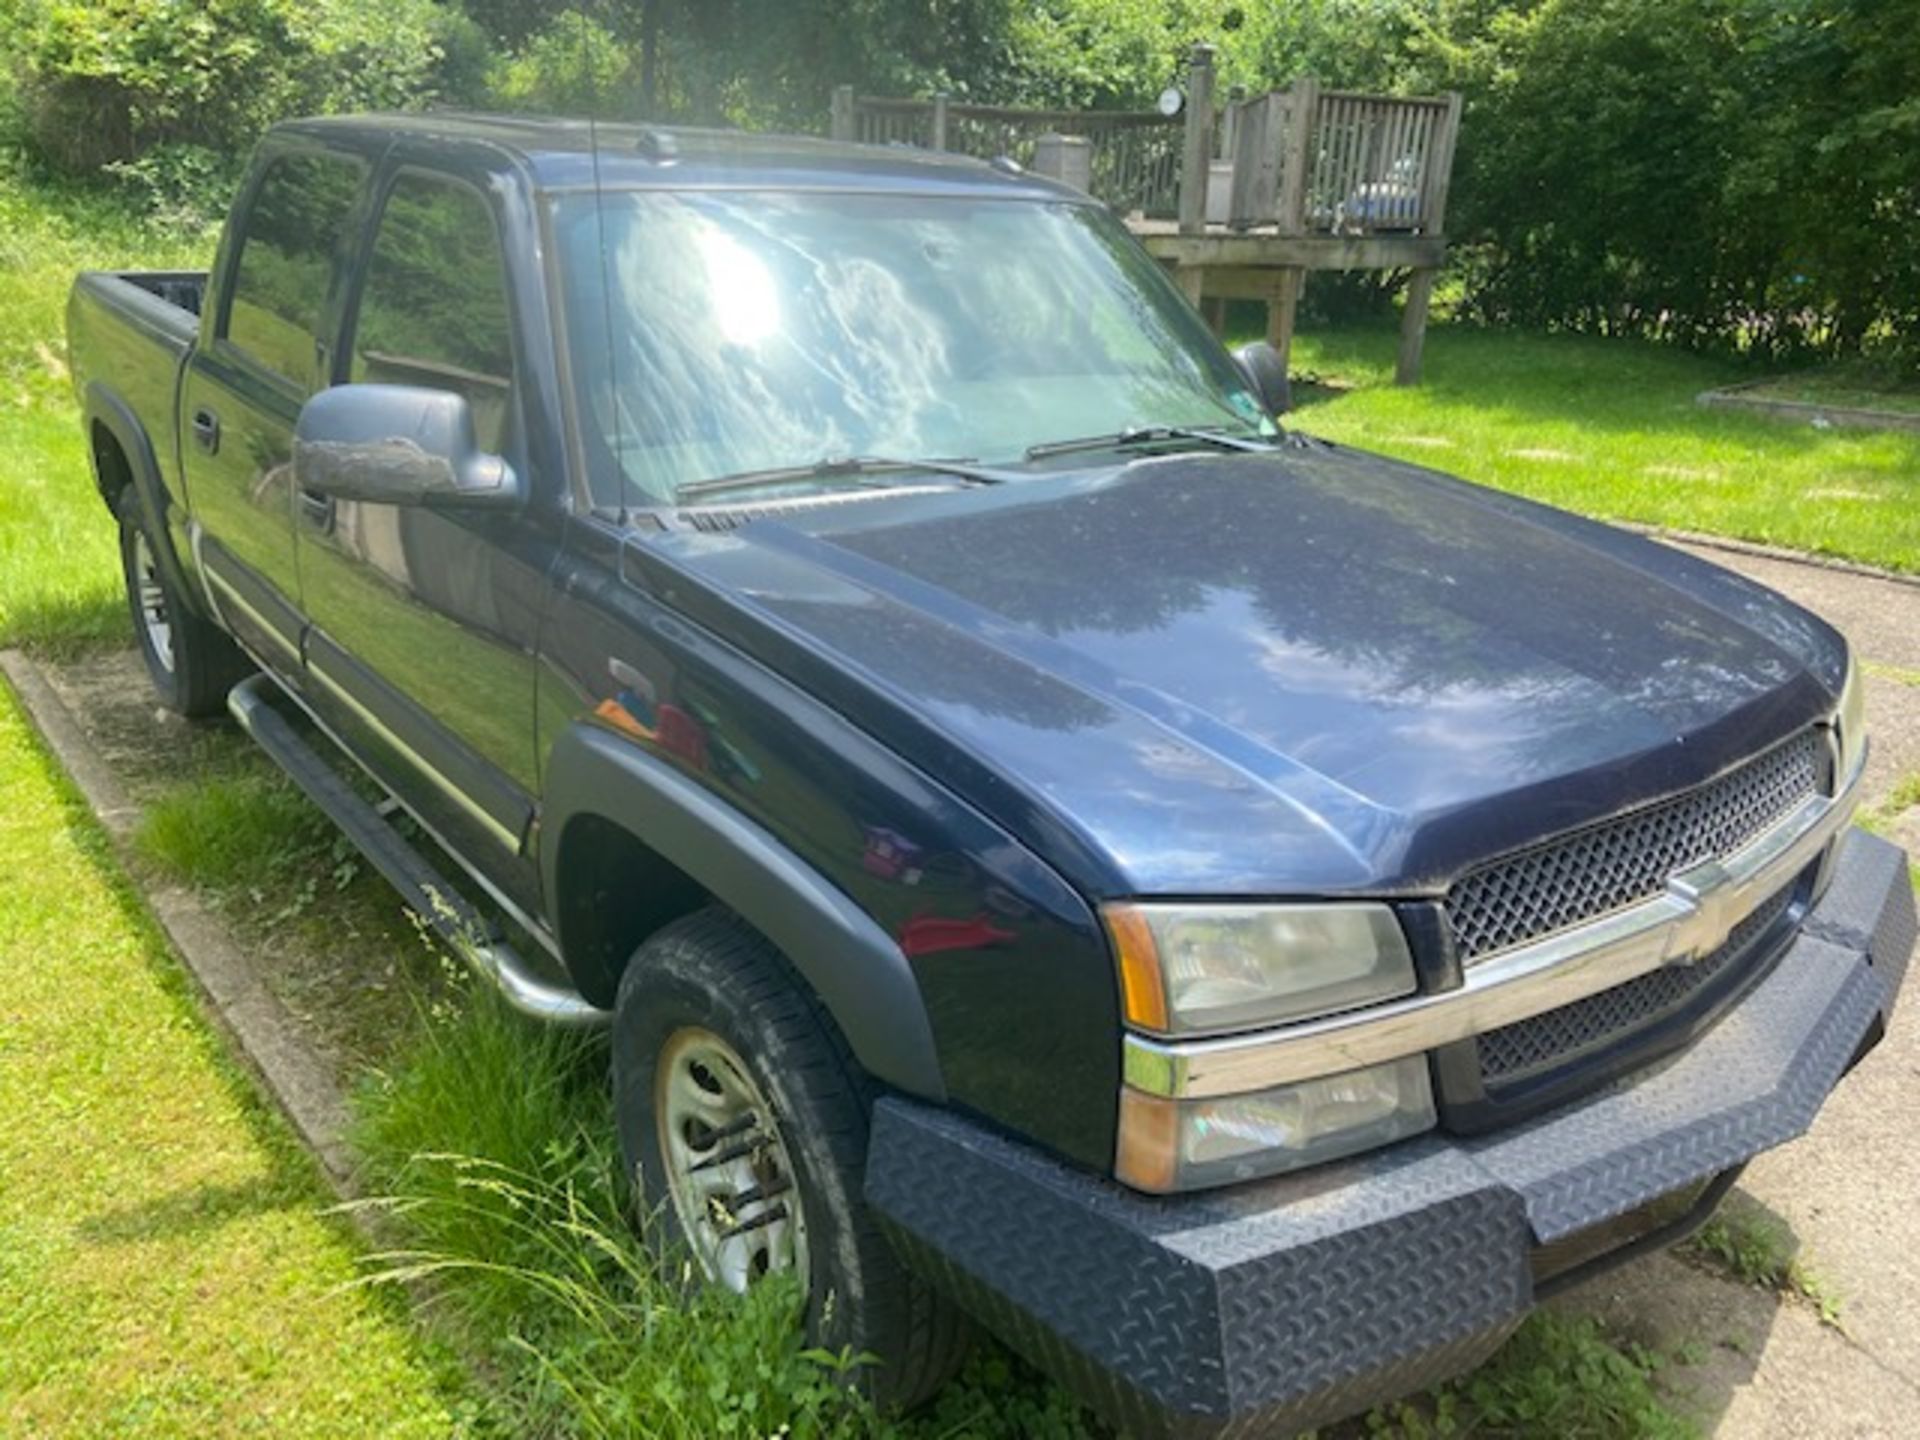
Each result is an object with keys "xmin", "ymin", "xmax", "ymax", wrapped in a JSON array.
[
  {"xmin": 612, "ymin": 908, "xmax": 967, "ymax": 1410},
  {"xmin": 118, "ymin": 508, "xmax": 250, "ymax": 718}
]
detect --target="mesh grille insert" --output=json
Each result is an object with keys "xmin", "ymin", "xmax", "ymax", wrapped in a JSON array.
[
  {"xmin": 1476, "ymin": 880, "xmax": 1798, "ymax": 1084},
  {"xmin": 1447, "ymin": 731, "xmax": 1820, "ymax": 964}
]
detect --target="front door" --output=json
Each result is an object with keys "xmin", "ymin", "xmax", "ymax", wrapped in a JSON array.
[
  {"xmin": 295, "ymin": 164, "xmax": 552, "ymax": 913},
  {"xmin": 181, "ymin": 143, "xmax": 368, "ymax": 670}
]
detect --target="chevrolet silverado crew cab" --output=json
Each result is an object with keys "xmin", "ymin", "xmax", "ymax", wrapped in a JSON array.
[{"xmin": 67, "ymin": 114, "xmax": 1913, "ymax": 1437}]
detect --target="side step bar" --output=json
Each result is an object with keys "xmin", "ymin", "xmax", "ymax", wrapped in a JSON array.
[{"xmin": 228, "ymin": 674, "xmax": 607, "ymax": 1027}]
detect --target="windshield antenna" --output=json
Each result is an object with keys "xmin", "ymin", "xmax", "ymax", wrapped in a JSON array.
[{"xmin": 581, "ymin": 4, "xmax": 632, "ymax": 525}]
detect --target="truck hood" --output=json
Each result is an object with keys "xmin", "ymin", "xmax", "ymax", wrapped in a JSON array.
[{"xmin": 645, "ymin": 443, "xmax": 1846, "ymax": 896}]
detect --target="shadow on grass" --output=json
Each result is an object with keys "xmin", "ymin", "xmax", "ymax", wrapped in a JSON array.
[{"xmin": 75, "ymin": 1175, "xmax": 298, "ymax": 1245}]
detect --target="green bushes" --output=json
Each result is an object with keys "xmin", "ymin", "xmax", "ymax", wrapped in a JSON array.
[
  {"xmin": 1444, "ymin": 0, "xmax": 1920, "ymax": 367},
  {"xmin": 1, "ymin": 0, "xmax": 1912, "ymax": 369},
  {"xmin": 1, "ymin": 0, "xmax": 476, "ymax": 171},
  {"xmin": 489, "ymin": 10, "xmax": 637, "ymax": 118}
]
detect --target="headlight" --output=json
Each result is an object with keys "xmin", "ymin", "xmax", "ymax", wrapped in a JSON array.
[
  {"xmin": 1115, "ymin": 1056, "xmax": 1435, "ymax": 1192},
  {"xmin": 1104, "ymin": 902, "xmax": 1417, "ymax": 1036},
  {"xmin": 1836, "ymin": 651, "xmax": 1868, "ymax": 783}
]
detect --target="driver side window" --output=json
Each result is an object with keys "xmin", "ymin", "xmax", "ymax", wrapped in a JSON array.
[{"xmin": 350, "ymin": 173, "xmax": 516, "ymax": 453}]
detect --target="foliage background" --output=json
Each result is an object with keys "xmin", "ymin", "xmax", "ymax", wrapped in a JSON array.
[{"xmin": 0, "ymin": 0, "xmax": 1914, "ymax": 366}]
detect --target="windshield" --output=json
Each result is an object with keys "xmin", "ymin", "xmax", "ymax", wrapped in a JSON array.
[{"xmin": 553, "ymin": 189, "xmax": 1274, "ymax": 507}]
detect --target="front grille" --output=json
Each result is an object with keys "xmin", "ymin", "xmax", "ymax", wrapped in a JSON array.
[
  {"xmin": 1447, "ymin": 730, "xmax": 1821, "ymax": 964},
  {"xmin": 1476, "ymin": 880, "xmax": 1799, "ymax": 1084}
]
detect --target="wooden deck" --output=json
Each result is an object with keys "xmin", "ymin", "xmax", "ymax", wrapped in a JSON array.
[
  {"xmin": 1128, "ymin": 223, "xmax": 1447, "ymax": 385},
  {"xmin": 833, "ymin": 47, "xmax": 1462, "ymax": 384}
]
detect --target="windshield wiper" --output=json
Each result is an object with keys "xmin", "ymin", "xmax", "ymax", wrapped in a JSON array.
[
  {"xmin": 678, "ymin": 455, "xmax": 1015, "ymax": 504},
  {"xmin": 1024, "ymin": 424, "xmax": 1273, "ymax": 461}
]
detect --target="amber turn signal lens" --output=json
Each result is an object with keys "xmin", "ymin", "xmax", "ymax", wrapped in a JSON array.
[
  {"xmin": 1104, "ymin": 904, "xmax": 1169, "ymax": 1033},
  {"xmin": 1114, "ymin": 1088, "xmax": 1180, "ymax": 1193}
]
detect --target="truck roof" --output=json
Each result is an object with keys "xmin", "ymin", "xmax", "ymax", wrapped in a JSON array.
[{"xmin": 279, "ymin": 111, "xmax": 1084, "ymax": 201}]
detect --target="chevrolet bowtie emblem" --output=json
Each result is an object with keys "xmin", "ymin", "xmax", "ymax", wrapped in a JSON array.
[{"xmin": 1663, "ymin": 858, "xmax": 1745, "ymax": 967}]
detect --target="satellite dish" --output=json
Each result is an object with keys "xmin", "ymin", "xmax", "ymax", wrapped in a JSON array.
[{"xmin": 1157, "ymin": 86, "xmax": 1184, "ymax": 118}]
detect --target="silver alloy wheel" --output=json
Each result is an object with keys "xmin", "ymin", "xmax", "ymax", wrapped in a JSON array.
[
  {"xmin": 131, "ymin": 530, "xmax": 173, "ymax": 673},
  {"xmin": 655, "ymin": 1026, "xmax": 809, "ymax": 1293}
]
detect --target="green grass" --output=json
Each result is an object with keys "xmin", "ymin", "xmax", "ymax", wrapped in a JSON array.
[
  {"xmin": 0, "ymin": 682, "xmax": 468, "ymax": 1437},
  {"xmin": 0, "ymin": 153, "xmax": 212, "ymax": 654},
  {"xmin": 138, "ymin": 768, "xmax": 340, "ymax": 891},
  {"xmin": 1686, "ymin": 1205, "xmax": 1845, "ymax": 1329},
  {"xmin": 348, "ymin": 989, "xmax": 1095, "ymax": 1439},
  {"xmin": 1365, "ymin": 1312, "xmax": 1694, "ymax": 1440},
  {"xmin": 1276, "ymin": 325, "xmax": 1920, "ymax": 574}
]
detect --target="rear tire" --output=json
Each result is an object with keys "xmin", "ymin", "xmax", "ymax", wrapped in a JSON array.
[
  {"xmin": 612, "ymin": 907, "xmax": 967, "ymax": 1410},
  {"xmin": 118, "ymin": 507, "xmax": 250, "ymax": 719}
]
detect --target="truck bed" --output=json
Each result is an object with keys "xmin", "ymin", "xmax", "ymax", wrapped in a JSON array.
[{"xmin": 65, "ymin": 269, "xmax": 207, "ymax": 470}]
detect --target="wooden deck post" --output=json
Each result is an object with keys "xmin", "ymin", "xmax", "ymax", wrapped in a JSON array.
[
  {"xmin": 1032, "ymin": 134, "xmax": 1093, "ymax": 192},
  {"xmin": 1276, "ymin": 77, "xmax": 1320, "ymax": 236},
  {"xmin": 1395, "ymin": 90, "xmax": 1459, "ymax": 385},
  {"xmin": 930, "ymin": 92, "xmax": 950, "ymax": 152},
  {"xmin": 830, "ymin": 85, "xmax": 855, "ymax": 142},
  {"xmin": 1177, "ymin": 45, "xmax": 1217, "ymax": 236},
  {"xmin": 1267, "ymin": 268, "xmax": 1303, "ymax": 374},
  {"xmin": 1220, "ymin": 84, "xmax": 1244, "ymax": 164},
  {"xmin": 1396, "ymin": 268, "xmax": 1436, "ymax": 385},
  {"xmin": 1229, "ymin": 91, "xmax": 1285, "ymax": 229}
]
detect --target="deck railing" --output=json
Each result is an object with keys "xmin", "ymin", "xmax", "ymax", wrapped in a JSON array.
[
  {"xmin": 1304, "ymin": 88, "xmax": 1460, "ymax": 235},
  {"xmin": 833, "ymin": 53, "xmax": 1460, "ymax": 239},
  {"xmin": 834, "ymin": 93, "xmax": 1183, "ymax": 217}
]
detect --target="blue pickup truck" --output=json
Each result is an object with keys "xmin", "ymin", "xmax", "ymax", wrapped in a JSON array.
[{"xmin": 67, "ymin": 113, "xmax": 1913, "ymax": 1436}]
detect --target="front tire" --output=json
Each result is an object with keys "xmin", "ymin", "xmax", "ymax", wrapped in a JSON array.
[
  {"xmin": 612, "ymin": 908, "xmax": 966, "ymax": 1410},
  {"xmin": 118, "ymin": 507, "xmax": 250, "ymax": 718}
]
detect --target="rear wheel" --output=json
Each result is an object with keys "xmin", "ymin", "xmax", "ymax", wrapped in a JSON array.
[
  {"xmin": 612, "ymin": 908, "xmax": 967, "ymax": 1409},
  {"xmin": 118, "ymin": 508, "xmax": 250, "ymax": 718}
]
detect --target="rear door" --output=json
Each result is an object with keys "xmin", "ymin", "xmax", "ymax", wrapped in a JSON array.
[
  {"xmin": 295, "ymin": 159, "xmax": 557, "ymax": 913},
  {"xmin": 181, "ymin": 141, "xmax": 369, "ymax": 670}
]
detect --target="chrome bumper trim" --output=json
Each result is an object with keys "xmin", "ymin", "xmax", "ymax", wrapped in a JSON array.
[{"xmin": 1123, "ymin": 748, "xmax": 1863, "ymax": 1101}]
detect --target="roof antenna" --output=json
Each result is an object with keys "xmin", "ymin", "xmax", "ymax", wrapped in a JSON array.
[{"xmin": 581, "ymin": 3, "xmax": 633, "ymax": 524}]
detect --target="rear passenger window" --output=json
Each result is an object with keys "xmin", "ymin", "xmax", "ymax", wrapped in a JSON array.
[
  {"xmin": 224, "ymin": 152, "xmax": 365, "ymax": 387},
  {"xmin": 351, "ymin": 174, "xmax": 516, "ymax": 453}
]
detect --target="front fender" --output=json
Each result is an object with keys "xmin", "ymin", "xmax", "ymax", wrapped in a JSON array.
[{"xmin": 542, "ymin": 721, "xmax": 947, "ymax": 1102}]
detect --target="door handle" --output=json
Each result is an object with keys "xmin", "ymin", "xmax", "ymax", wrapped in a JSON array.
[{"xmin": 190, "ymin": 407, "xmax": 221, "ymax": 454}]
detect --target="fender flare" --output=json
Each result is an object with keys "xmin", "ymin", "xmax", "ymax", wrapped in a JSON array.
[
  {"xmin": 542, "ymin": 722, "xmax": 947, "ymax": 1102},
  {"xmin": 82, "ymin": 381, "xmax": 207, "ymax": 621}
]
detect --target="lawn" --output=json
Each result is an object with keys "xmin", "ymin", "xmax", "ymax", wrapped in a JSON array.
[
  {"xmin": 1279, "ymin": 326, "xmax": 1920, "ymax": 573},
  {"xmin": 0, "ymin": 684, "xmax": 465, "ymax": 1437}
]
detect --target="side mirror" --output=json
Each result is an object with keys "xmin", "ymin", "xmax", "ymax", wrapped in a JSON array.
[
  {"xmin": 1233, "ymin": 341, "xmax": 1292, "ymax": 418},
  {"xmin": 293, "ymin": 384, "xmax": 520, "ymax": 510}
]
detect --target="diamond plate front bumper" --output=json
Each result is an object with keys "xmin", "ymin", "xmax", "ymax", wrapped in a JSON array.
[{"xmin": 864, "ymin": 829, "xmax": 1914, "ymax": 1440}]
